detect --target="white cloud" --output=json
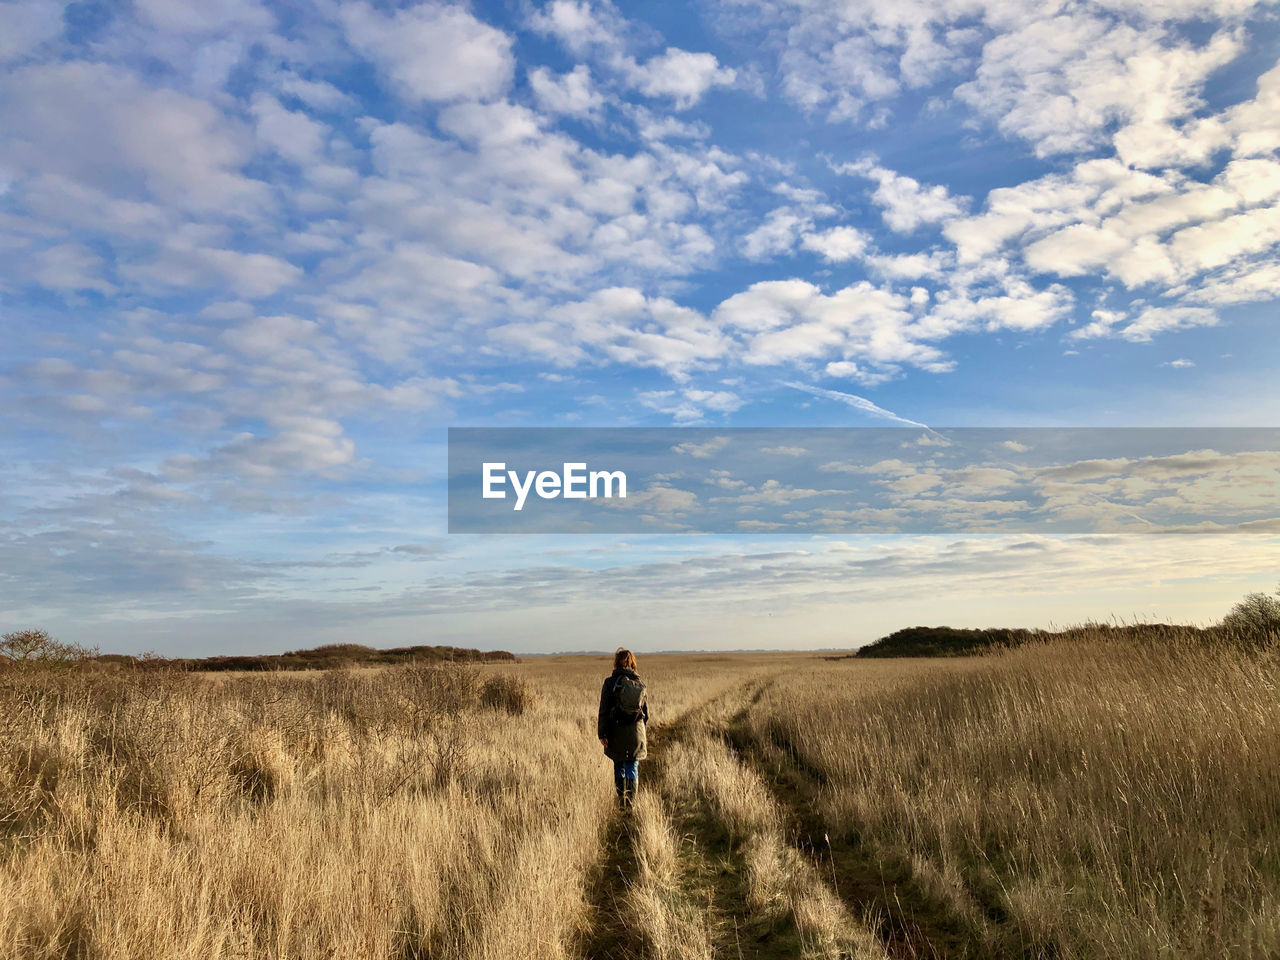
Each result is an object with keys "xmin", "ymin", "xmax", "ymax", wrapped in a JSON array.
[
  {"xmin": 0, "ymin": 0, "xmax": 64, "ymax": 63},
  {"xmin": 341, "ymin": 1, "xmax": 514, "ymax": 104},
  {"xmin": 250, "ymin": 93, "xmax": 328, "ymax": 164},
  {"xmin": 529, "ymin": 64, "xmax": 605, "ymax": 118},
  {"xmin": 1071, "ymin": 305, "xmax": 1218, "ymax": 342},
  {"xmin": 947, "ymin": 148, "xmax": 1280, "ymax": 319},
  {"xmin": 528, "ymin": 2, "xmax": 734, "ymax": 110},
  {"xmin": 824, "ymin": 360, "xmax": 861, "ymax": 379},
  {"xmin": 334, "ymin": 242, "xmax": 498, "ymax": 314},
  {"xmin": 275, "ymin": 73, "xmax": 357, "ymax": 112},
  {"xmin": 133, "ymin": 0, "xmax": 272, "ymax": 35},
  {"xmin": 958, "ymin": 17, "xmax": 1241, "ymax": 158},
  {"xmin": 713, "ymin": 279, "xmax": 952, "ymax": 378},
  {"xmin": 629, "ymin": 106, "xmax": 711, "ymax": 142},
  {"xmin": 775, "ymin": 20, "xmax": 902, "ymax": 120},
  {"xmin": 1168, "ymin": 203, "xmax": 1280, "ymax": 275},
  {"xmin": 1228, "ymin": 61, "xmax": 1280, "ymax": 159},
  {"xmin": 0, "ymin": 61, "xmax": 266, "ymax": 214},
  {"xmin": 641, "ymin": 389, "xmax": 741, "ymax": 422},
  {"xmin": 684, "ymin": 389, "xmax": 744, "ymax": 413},
  {"xmin": 527, "ymin": 0, "xmax": 622, "ymax": 54},
  {"xmin": 1186, "ymin": 262, "xmax": 1280, "ymax": 306},
  {"xmin": 926, "ymin": 284, "xmax": 1074, "ymax": 334},
  {"xmin": 624, "ymin": 47, "xmax": 736, "ymax": 109},
  {"xmin": 943, "ymin": 161, "xmax": 1128, "ymax": 264},
  {"xmin": 712, "ymin": 478, "xmax": 842, "ymax": 506},
  {"xmin": 606, "ymin": 483, "xmax": 698, "ymax": 515},
  {"xmin": 1119, "ymin": 306, "xmax": 1219, "ymax": 342},
  {"xmin": 835, "ymin": 158, "xmax": 965, "ymax": 233},
  {"xmin": 672, "ymin": 436, "xmax": 732, "ymax": 458},
  {"xmin": 800, "ymin": 226, "xmax": 869, "ymax": 262},
  {"xmin": 867, "ymin": 251, "xmax": 951, "ymax": 282},
  {"xmin": 165, "ymin": 415, "xmax": 356, "ymax": 480},
  {"xmin": 741, "ymin": 207, "xmax": 812, "ymax": 260},
  {"xmin": 491, "ymin": 287, "xmax": 728, "ymax": 378},
  {"xmin": 345, "ymin": 110, "xmax": 735, "ymax": 301},
  {"xmin": 122, "ymin": 237, "xmax": 302, "ymax": 299},
  {"xmin": 751, "ymin": 0, "xmax": 1258, "ymax": 145},
  {"xmin": 32, "ymin": 243, "xmax": 115, "ymax": 296},
  {"xmin": 436, "ymin": 99, "xmax": 543, "ymax": 147}
]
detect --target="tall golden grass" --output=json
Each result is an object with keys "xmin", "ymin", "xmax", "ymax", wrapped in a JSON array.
[
  {"xmin": 0, "ymin": 661, "xmax": 608, "ymax": 959},
  {"xmin": 0, "ymin": 652, "xmax": 791, "ymax": 959},
  {"xmin": 743, "ymin": 629, "xmax": 1280, "ymax": 958},
  {"xmin": 3, "ymin": 635, "xmax": 1276, "ymax": 959}
]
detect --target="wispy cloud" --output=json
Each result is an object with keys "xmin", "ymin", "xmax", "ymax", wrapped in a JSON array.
[{"xmin": 778, "ymin": 381, "xmax": 931, "ymax": 429}]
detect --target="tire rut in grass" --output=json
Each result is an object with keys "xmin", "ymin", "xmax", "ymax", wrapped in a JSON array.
[
  {"xmin": 648, "ymin": 678, "xmax": 823, "ymax": 959},
  {"xmin": 723, "ymin": 716, "xmax": 1039, "ymax": 960},
  {"xmin": 578, "ymin": 808, "xmax": 645, "ymax": 960}
]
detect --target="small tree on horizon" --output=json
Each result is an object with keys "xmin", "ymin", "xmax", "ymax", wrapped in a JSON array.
[
  {"xmin": 1221, "ymin": 585, "xmax": 1280, "ymax": 637},
  {"xmin": 0, "ymin": 628, "xmax": 94, "ymax": 668}
]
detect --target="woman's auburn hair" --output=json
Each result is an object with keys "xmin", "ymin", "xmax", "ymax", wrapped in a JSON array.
[{"xmin": 613, "ymin": 647, "xmax": 637, "ymax": 672}]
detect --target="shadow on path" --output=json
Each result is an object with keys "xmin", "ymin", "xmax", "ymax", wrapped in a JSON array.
[{"xmin": 578, "ymin": 805, "xmax": 643, "ymax": 960}]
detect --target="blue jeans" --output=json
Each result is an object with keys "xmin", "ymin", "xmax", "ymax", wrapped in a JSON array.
[{"xmin": 613, "ymin": 758, "xmax": 639, "ymax": 791}]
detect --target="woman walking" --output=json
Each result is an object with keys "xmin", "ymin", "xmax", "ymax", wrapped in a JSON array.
[{"xmin": 598, "ymin": 648, "xmax": 649, "ymax": 807}]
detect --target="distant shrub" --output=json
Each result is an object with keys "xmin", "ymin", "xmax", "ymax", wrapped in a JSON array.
[
  {"xmin": 855, "ymin": 625, "xmax": 1038, "ymax": 658},
  {"xmin": 0, "ymin": 628, "xmax": 94, "ymax": 670},
  {"xmin": 854, "ymin": 622, "xmax": 1211, "ymax": 658},
  {"xmin": 1219, "ymin": 590, "xmax": 1280, "ymax": 644},
  {"xmin": 137, "ymin": 642, "xmax": 518, "ymax": 672},
  {"xmin": 230, "ymin": 751, "xmax": 284, "ymax": 805},
  {"xmin": 480, "ymin": 674, "xmax": 535, "ymax": 715},
  {"xmin": 401, "ymin": 661, "xmax": 483, "ymax": 718}
]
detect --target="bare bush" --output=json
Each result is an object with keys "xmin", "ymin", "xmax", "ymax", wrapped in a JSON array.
[
  {"xmin": 0, "ymin": 628, "xmax": 94, "ymax": 669},
  {"xmin": 480, "ymin": 674, "xmax": 535, "ymax": 715},
  {"xmin": 1220, "ymin": 589, "xmax": 1280, "ymax": 641}
]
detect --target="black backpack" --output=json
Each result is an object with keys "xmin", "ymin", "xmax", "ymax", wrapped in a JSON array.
[{"xmin": 611, "ymin": 673, "xmax": 646, "ymax": 723}]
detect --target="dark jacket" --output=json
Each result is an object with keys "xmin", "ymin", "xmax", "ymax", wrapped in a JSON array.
[{"xmin": 598, "ymin": 667, "xmax": 649, "ymax": 762}]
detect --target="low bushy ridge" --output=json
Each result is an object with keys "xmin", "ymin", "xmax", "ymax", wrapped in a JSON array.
[
  {"xmin": 852, "ymin": 622, "xmax": 1214, "ymax": 658},
  {"xmin": 849, "ymin": 585, "xmax": 1280, "ymax": 658},
  {"xmin": 94, "ymin": 642, "xmax": 517, "ymax": 671}
]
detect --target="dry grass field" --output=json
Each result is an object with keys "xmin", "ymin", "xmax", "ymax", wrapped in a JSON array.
[{"xmin": 2, "ymin": 630, "xmax": 1278, "ymax": 959}]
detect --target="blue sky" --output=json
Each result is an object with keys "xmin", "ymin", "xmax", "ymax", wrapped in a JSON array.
[{"xmin": 2, "ymin": 0, "xmax": 1279, "ymax": 654}]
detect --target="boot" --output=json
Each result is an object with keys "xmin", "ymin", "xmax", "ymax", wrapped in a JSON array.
[
  {"xmin": 614, "ymin": 774, "xmax": 626, "ymax": 807},
  {"xmin": 622, "ymin": 777, "xmax": 638, "ymax": 808}
]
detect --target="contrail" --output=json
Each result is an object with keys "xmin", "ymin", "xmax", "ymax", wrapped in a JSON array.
[{"xmin": 779, "ymin": 380, "xmax": 933, "ymax": 430}]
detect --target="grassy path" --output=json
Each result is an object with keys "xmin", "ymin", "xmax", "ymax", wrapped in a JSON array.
[
  {"xmin": 578, "ymin": 682, "xmax": 739, "ymax": 960},
  {"xmin": 646, "ymin": 677, "xmax": 793, "ymax": 960},
  {"xmin": 578, "ymin": 806, "xmax": 645, "ymax": 960},
  {"xmin": 580, "ymin": 677, "xmax": 893, "ymax": 960}
]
